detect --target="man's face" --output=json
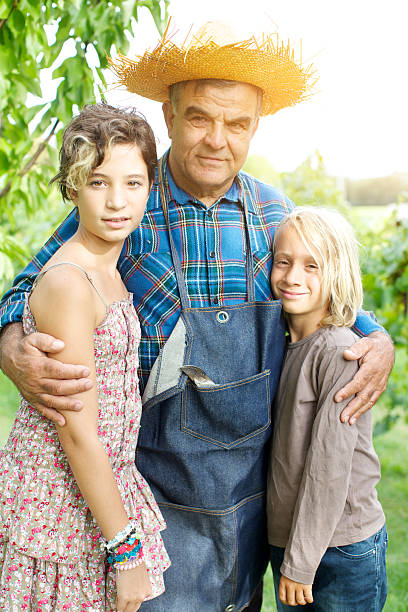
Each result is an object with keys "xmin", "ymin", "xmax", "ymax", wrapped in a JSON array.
[{"xmin": 162, "ymin": 80, "xmax": 260, "ymax": 202}]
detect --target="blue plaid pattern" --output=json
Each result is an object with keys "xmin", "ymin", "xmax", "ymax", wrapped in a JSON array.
[{"xmin": 0, "ymin": 159, "xmax": 382, "ymax": 390}]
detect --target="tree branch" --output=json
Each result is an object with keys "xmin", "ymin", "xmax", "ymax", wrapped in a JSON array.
[
  {"xmin": 0, "ymin": 118, "xmax": 59, "ymax": 200},
  {"xmin": 0, "ymin": 0, "xmax": 20, "ymax": 31}
]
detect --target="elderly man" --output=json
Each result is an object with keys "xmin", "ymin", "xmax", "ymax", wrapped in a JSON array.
[{"xmin": 0, "ymin": 22, "xmax": 393, "ymax": 612}]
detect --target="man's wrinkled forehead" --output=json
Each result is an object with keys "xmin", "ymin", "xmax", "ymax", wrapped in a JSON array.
[{"xmin": 170, "ymin": 79, "xmax": 263, "ymax": 116}]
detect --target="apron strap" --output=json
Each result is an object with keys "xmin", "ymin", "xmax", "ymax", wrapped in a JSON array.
[
  {"xmin": 158, "ymin": 156, "xmax": 191, "ymax": 308},
  {"xmin": 158, "ymin": 153, "xmax": 256, "ymax": 308}
]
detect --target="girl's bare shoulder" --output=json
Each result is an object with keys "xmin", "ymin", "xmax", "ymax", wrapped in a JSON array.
[{"xmin": 29, "ymin": 263, "xmax": 98, "ymax": 328}]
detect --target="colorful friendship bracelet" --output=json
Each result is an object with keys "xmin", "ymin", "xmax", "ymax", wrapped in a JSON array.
[
  {"xmin": 104, "ymin": 520, "xmax": 143, "ymax": 552},
  {"xmin": 106, "ymin": 529, "xmax": 144, "ymax": 570},
  {"xmin": 107, "ymin": 537, "xmax": 142, "ymax": 565}
]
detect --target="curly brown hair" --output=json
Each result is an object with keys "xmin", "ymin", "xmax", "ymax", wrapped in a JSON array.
[{"xmin": 51, "ymin": 103, "xmax": 157, "ymax": 201}]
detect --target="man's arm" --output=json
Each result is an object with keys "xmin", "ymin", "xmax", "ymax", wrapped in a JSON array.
[
  {"xmin": 0, "ymin": 209, "xmax": 93, "ymax": 425},
  {"xmin": 0, "ymin": 323, "xmax": 91, "ymax": 426},
  {"xmin": 337, "ymin": 330, "xmax": 394, "ymax": 424}
]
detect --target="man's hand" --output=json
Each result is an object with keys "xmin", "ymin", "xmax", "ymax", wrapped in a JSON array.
[
  {"xmin": 279, "ymin": 575, "xmax": 313, "ymax": 606},
  {"xmin": 336, "ymin": 331, "xmax": 394, "ymax": 424},
  {"xmin": 0, "ymin": 323, "xmax": 92, "ymax": 426}
]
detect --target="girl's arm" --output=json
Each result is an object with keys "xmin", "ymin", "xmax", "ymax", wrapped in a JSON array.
[
  {"xmin": 279, "ymin": 348, "xmax": 360, "ymax": 593},
  {"xmin": 30, "ymin": 267, "xmax": 151, "ymax": 610}
]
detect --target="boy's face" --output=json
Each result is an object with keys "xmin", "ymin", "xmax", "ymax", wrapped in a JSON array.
[{"xmin": 272, "ymin": 225, "xmax": 328, "ymax": 337}]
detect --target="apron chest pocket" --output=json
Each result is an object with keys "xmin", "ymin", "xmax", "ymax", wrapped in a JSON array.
[{"xmin": 181, "ymin": 370, "xmax": 271, "ymax": 448}]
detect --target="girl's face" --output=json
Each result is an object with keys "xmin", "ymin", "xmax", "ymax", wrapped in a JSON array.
[
  {"xmin": 73, "ymin": 143, "xmax": 150, "ymax": 245},
  {"xmin": 272, "ymin": 225, "xmax": 328, "ymax": 335}
]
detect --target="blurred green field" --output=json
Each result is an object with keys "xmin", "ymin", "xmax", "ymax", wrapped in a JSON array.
[{"xmin": 0, "ymin": 370, "xmax": 407, "ymax": 610}]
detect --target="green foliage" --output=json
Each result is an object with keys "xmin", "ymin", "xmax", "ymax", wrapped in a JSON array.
[
  {"xmin": 357, "ymin": 209, "xmax": 408, "ymax": 429},
  {"xmin": 0, "ymin": 0, "xmax": 169, "ymax": 290},
  {"xmin": 346, "ymin": 172, "xmax": 408, "ymax": 206},
  {"xmin": 244, "ymin": 151, "xmax": 349, "ymax": 213}
]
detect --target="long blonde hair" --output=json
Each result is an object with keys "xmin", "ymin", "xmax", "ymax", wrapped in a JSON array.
[{"xmin": 274, "ymin": 207, "xmax": 363, "ymax": 327}]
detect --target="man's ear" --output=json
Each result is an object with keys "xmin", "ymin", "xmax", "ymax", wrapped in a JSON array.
[{"xmin": 162, "ymin": 101, "xmax": 175, "ymax": 139}]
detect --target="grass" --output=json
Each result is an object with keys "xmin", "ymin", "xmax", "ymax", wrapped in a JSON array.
[{"xmin": 0, "ymin": 372, "xmax": 407, "ymax": 610}]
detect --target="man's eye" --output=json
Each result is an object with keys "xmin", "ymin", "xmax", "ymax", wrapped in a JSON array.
[{"xmin": 191, "ymin": 116, "xmax": 206, "ymax": 125}]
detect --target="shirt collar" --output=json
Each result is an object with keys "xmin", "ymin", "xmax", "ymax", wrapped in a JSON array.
[{"xmin": 165, "ymin": 161, "xmax": 256, "ymax": 214}]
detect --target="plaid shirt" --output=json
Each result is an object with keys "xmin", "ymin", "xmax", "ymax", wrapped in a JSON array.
[{"xmin": 0, "ymin": 158, "xmax": 381, "ymax": 390}]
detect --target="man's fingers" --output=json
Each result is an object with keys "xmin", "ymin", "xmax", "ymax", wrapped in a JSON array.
[
  {"xmin": 25, "ymin": 331, "xmax": 65, "ymax": 354},
  {"xmin": 39, "ymin": 377, "xmax": 93, "ymax": 397},
  {"xmin": 36, "ymin": 404, "xmax": 66, "ymax": 427},
  {"xmin": 342, "ymin": 337, "xmax": 372, "ymax": 361},
  {"xmin": 40, "ymin": 359, "xmax": 91, "ymax": 381},
  {"xmin": 340, "ymin": 389, "xmax": 382, "ymax": 424},
  {"xmin": 37, "ymin": 392, "xmax": 85, "ymax": 412},
  {"xmin": 24, "ymin": 333, "xmax": 90, "ymax": 379},
  {"xmin": 337, "ymin": 369, "xmax": 387, "ymax": 423},
  {"xmin": 335, "ymin": 368, "xmax": 369, "ymax": 403}
]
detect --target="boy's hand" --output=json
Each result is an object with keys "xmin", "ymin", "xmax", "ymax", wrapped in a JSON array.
[
  {"xmin": 279, "ymin": 575, "xmax": 313, "ymax": 606},
  {"xmin": 337, "ymin": 331, "xmax": 394, "ymax": 424}
]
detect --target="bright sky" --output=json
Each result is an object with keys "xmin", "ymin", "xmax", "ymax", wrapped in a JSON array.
[{"xmin": 105, "ymin": 0, "xmax": 408, "ymax": 179}]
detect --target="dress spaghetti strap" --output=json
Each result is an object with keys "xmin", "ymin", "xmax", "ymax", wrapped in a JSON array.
[{"xmin": 32, "ymin": 261, "xmax": 108, "ymax": 310}]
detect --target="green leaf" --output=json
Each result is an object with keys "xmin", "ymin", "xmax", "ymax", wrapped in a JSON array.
[
  {"xmin": 10, "ymin": 9, "xmax": 25, "ymax": 32},
  {"xmin": 120, "ymin": 0, "xmax": 137, "ymax": 25},
  {"xmin": 0, "ymin": 150, "xmax": 8, "ymax": 172},
  {"xmin": 0, "ymin": 47, "xmax": 10, "ymax": 73},
  {"xmin": 0, "ymin": 72, "xmax": 9, "ymax": 102},
  {"xmin": 0, "ymin": 1, "xmax": 10, "ymax": 17},
  {"xmin": 12, "ymin": 73, "xmax": 43, "ymax": 98}
]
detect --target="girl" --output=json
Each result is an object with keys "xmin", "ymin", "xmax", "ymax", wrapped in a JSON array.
[
  {"xmin": 0, "ymin": 104, "xmax": 170, "ymax": 611},
  {"xmin": 267, "ymin": 208, "xmax": 387, "ymax": 610}
]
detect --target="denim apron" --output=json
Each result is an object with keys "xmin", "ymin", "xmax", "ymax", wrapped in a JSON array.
[{"xmin": 138, "ymin": 156, "xmax": 286, "ymax": 611}]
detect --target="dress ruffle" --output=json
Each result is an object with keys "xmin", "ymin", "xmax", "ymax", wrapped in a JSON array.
[
  {"xmin": 0, "ymin": 449, "xmax": 166, "ymax": 563},
  {"xmin": 0, "ymin": 294, "xmax": 169, "ymax": 609}
]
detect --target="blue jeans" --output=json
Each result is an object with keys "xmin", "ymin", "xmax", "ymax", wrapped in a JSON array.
[{"xmin": 270, "ymin": 524, "xmax": 388, "ymax": 611}]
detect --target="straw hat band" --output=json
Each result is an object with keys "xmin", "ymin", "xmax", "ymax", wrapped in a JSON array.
[{"xmin": 110, "ymin": 23, "xmax": 316, "ymax": 116}]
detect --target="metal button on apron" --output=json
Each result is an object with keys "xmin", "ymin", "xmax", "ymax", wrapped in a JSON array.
[
  {"xmin": 225, "ymin": 605, "xmax": 236, "ymax": 612},
  {"xmin": 216, "ymin": 310, "xmax": 229, "ymax": 323}
]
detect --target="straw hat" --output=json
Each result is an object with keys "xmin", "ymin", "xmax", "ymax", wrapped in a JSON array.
[{"xmin": 109, "ymin": 20, "xmax": 316, "ymax": 116}]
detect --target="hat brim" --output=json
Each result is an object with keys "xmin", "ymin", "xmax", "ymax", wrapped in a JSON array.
[{"xmin": 110, "ymin": 36, "xmax": 316, "ymax": 116}]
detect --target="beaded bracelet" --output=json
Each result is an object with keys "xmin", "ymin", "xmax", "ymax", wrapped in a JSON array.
[
  {"xmin": 107, "ymin": 531, "xmax": 144, "ymax": 569},
  {"xmin": 115, "ymin": 556, "xmax": 145, "ymax": 571},
  {"xmin": 104, "ymin": 520, "xmax": 142, "ymax": 553}
]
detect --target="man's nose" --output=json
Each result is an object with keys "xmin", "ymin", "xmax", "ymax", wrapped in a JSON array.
[{"xmin": 204, "ymin": 122, "xmax": 227, "ymax": 149}]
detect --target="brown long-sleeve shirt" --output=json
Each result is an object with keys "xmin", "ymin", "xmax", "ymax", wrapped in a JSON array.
[{"xmin": 267, "ymin": 326, "xmax": 385, "ymax": 584}]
